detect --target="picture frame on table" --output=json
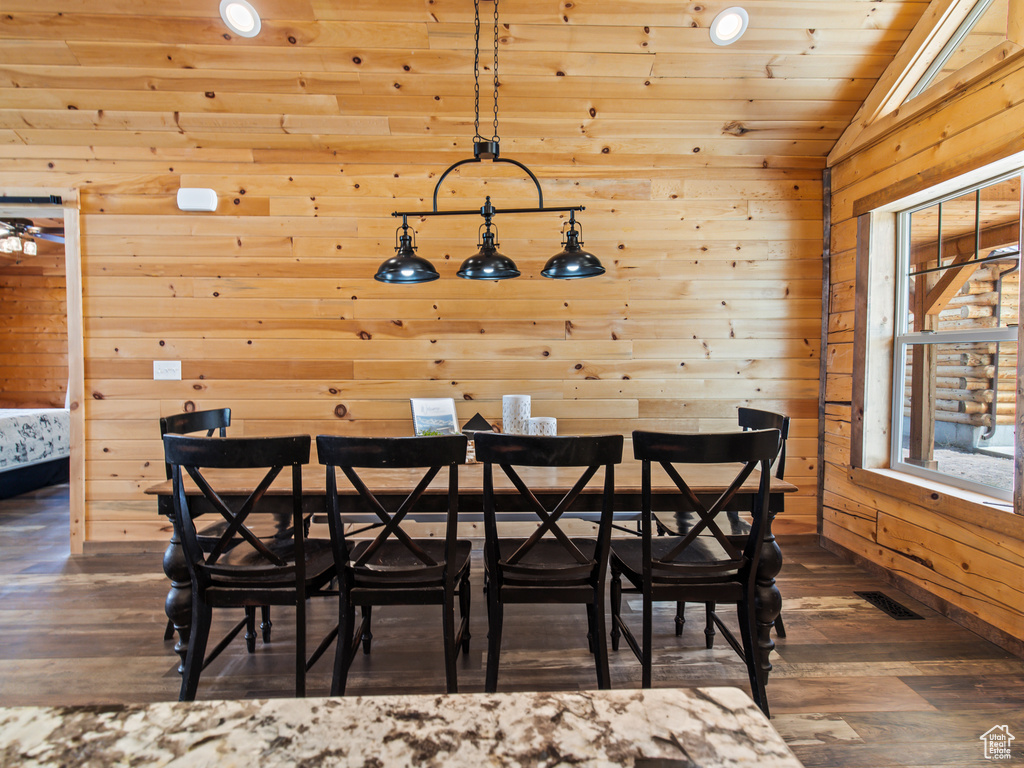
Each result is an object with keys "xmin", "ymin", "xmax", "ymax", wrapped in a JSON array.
[{"xmin": 410, "ymin": 398, "xmax": 460, "ymax": 436}]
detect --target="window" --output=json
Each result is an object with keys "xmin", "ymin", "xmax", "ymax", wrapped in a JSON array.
[
  {"xmin": 905, "ymin": 0, "xmax": 1009, "ymax": 100},
  {"xmin": 891, "ymin": 171, "xmax": 1022, "ymax": 499}
]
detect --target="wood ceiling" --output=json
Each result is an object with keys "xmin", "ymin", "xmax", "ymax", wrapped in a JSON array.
[{"xmin": 0, "ymin": 0, "xmax": 931, "ymax": 165}]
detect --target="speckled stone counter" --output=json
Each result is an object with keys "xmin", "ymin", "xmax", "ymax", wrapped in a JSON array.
[{"xmin": 0, "ymin": 686, "xmax": 804, "ymax": 767}]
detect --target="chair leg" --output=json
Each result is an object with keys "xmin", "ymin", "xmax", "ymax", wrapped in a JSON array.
[
  {"xmin": 641, "ymin": 591, "xmax": 653, "ymax": 689},
  {"xmin": 295, "ymin": 596, "xmax": 306, "ymax": 697},
  {"xmin": 179, "ymin": 600, "xmax": 212, "ymax": 702},
  {"xmin": 674, "ymin": 601, "xmax": 685, "ymax": 636},
  {"xmin": 244, "ymin": 606, "xmax": 257, "ymax": 653},
  {"xmin": 485, "ymin": 588, "xmax": 503, "ymax": 693},
  {"xmin": 738, "ymin": 599, "xmax": 769, "ymax": 717},
  {"xmin": 331, "ymin": 603, "xmax": 356, "ymax": 696},
  {"xmin": 360, "ymin": 605, "xmax": 373, "ymax": 654},
  {"xmin": 704, "ymin": 602, "xmax": 716, "ymax": 649},
  {"xmin": 610, "ymin": 564, "xmax": 621, "ymax": 652},
  {"xmin": 774, "ymin": 611, "xmax": 787, "ymax": 639},
  {"xmin": 443, "ymin": 590, "xmax": 459, "ymax": 693},
  {"xmin": 459, "ymin": 569, "xmax": 472, "ymax": 654},
  {"xmin": 592, "ymin": 590, "xmax": 611, "ymax": 690},
  {"xmin": 260, "ymin": 606, "xmax": 272, "ymax": 643},
  {"xmin": 585, "ymin": 603, "xmax": 596, "ymax": 654}
]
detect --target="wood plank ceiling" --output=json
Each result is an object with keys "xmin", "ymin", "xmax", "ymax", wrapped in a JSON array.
[
  {"xmin": 0, "ymin": 0, "xmax": 933, "ymax": 546},
  {"xmin": 0, "ymin": 1, "xmax": 927, "ymax": 158}
]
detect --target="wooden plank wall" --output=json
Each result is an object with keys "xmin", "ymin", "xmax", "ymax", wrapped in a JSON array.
[
  {"xmin": 825, "ymin": 54, "xmax": 1024, "ymax": 643},
  {"xmin": 0, "ymin": 1, "xmax": 937, "ymax": 547},
  {"xmin": 0, "ymin": 239, "xmax": 68, "ymax": 408}
]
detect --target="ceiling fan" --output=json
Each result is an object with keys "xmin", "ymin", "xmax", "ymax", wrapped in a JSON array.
[{"xmin": 0, "ymin": 217, "xmax": 65, "ymax": 244}]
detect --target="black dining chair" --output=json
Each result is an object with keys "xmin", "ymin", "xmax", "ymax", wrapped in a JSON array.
[
  {"xmin": 160, "ymin": 409, "xmax": 239, "ymax": 641},
  {"xmin": 610, "ymin": 428, "xmax": 779, "ymax": 715},
  {"xmin": 164, "ymin": 433, "xmax": 334, "ymax": 701},
  {"xmin": 475, "ymin": 431, "xmax": 623, "ymax": 692},
  {"xmin": 160, "ymin": 409, "xmax": 232, "ymax": 463},
  {"xmin": 160, "ymin": 408, "xmax": 275, "ymax": 651},
  {"xmin": 681, "ymin": 407, "xmax": 792, "ymax": 647},
  {"xmin": 315, "ymin": 434, "xmax": 472, "ymax": 695}
]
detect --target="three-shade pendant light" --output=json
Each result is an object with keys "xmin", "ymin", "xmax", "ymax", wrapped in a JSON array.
[{"xmin": 375, "ymin": 0, "xmax": 604, "ymax": 283}]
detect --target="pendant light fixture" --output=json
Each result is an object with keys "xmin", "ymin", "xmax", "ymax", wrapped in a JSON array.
[
  {"xmin": 541, "ymin": 211, "xmax": 605, "ymax": 279},
  {"xmin": 375, "ymin": 0, "xmax": 604, "ymax": 283},
  {"xmin": 456, "ymin": 200, "xmax": 520, "ymax": 279},
  {"xmin": 373, "ymin": 216, "xmax": 439, "ymax": 284}
]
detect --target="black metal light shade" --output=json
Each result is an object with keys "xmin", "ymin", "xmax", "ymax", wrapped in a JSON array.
[
  {"xmin": 374, "ymin": 222, "xmax": 439, "ymax": 284},
  {"xmin": 542, "ymin": 217, "xmax": 604, "ymax": 279},
  {"xmin": 457, "ymin": 229, "xmax": 520, "ymax": 280}
]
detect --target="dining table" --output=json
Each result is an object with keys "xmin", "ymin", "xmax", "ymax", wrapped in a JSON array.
[
  {"xmin": 146, "ymin": 457, "xmax": 796, "ymax": 689},
  {"xmin": 0, "ymin": 686, "xmax": 806, "ymax": 767}
]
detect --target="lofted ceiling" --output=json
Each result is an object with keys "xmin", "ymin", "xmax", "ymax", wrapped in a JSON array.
[{"xmin": 0, "ymin": 1, "xmax": 932, "ymax": 166}]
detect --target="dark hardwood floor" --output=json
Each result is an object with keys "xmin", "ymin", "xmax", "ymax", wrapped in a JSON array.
[{"xmin": 2, "ymin": 485, "xmax": 1023, "ymax": 767}]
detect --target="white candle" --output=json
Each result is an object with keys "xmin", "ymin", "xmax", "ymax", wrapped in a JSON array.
[
  {"xmin": 502, "ymin": 395, "xmax": 531, "ymax": 435},
  {"xmin": 528, "ymin": 417, "xmax": 557, "ymax": 436}
]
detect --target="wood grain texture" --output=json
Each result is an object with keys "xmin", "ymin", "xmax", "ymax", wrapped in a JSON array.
[
  {"xmin": 0, "ymin": 1, "xmax": 939, "ymax": 546},
  {"xmin": 0, "ymin": 239, "xmax": 67, "ymax": 408}
]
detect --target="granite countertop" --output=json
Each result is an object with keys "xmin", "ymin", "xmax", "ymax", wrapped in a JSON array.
[{"xmin": 0, "ymin": 686, "xmax": 804, "ymax": 768}]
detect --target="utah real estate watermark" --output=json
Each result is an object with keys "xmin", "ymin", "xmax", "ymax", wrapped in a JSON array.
[{"xmin": 980, "ymin": 725, "xmax": 1015, "ymax": 760}]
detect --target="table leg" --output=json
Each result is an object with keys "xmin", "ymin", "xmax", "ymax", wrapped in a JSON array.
[
  {"xmin": 161, "ymin": 521, "xmax": 191, "ymax": 675},
  {"xmin": 753, "ymin": 496, "xmax": 784, "ymax": 690}
]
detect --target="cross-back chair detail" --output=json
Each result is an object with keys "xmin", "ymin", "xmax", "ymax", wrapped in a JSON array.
[
  {"xmin": 610, "ymin": 428, "xmax": 779, "ymax": 716},
  {"xmin": 164, "ymin": 433, "xmax": 333, "ymax": 701},
  {"xmin": 183, "ymin": 460, "xmax": 288, "ymax": 567},
  {"xmin": 315, "ymin": 434, "xmax": 471, "ymax": 695},
  {"xmin": 475, "ymin": 432, "xmax": 623, "ymax": 693}
]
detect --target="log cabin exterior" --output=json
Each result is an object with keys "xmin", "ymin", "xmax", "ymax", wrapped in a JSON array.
[{"xmin": 0, "ymin": 0, "xmax": 1021, "ymax": 651}]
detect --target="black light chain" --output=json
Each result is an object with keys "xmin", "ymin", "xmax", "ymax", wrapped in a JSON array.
[
  {"xmin": 473, "ymin": 0, "xmax": 482, "ymax": 142},
  {"xmin": 490, "ymin": 0, "xmax": 500, "ymax": 143}
]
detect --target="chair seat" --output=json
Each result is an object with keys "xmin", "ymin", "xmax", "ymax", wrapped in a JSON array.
[
  {"xmin": 489, "ymin": 538, "xmax": 599, "ymax": 585},
  {"xmin": 204, "ymin": 537, "xmax": 335, "ymax": 591},
  {"xmin": 348, "ymin": 539, "xmax": 472, "ymax": 587},
  {"xmin": 611, "ymin": 536, "xmax": 746, "ymax": 591}
]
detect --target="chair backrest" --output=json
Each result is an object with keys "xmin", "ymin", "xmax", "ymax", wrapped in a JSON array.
[
  {"xmin": 316, "ymin": 434, "xmax": 468, "ymax": 586},
  {"xmin": 163, "ymin": 433, "xmax": 311, "ymax": 586},
  {"xmin": 631, "ymin": 429, "xmax": 780, "ymax": 585},
  {"xmin": 160, "ymin": 408, "xmax": 232, "ymax": 479},
  {"xmin": 737, "ymin": 407, "xmax": 789, "ymax": 480},
  {"xmin": 475, "ymin": 432, "xmax": 623, "ymax": 584}
]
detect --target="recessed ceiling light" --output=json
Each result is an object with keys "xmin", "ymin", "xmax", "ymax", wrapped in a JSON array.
[
  {"xmin": 219, "ymin": 0, "xmax": 261, "ymax": 38},
  {"xmin": 710, "ymin": 6, "xmax": 749, "ymax": 46}
]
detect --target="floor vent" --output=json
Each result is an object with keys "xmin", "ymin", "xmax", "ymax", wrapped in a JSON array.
[{"xmin": 854, "ymin": 591, "xmax": 925, "ymax": 620}]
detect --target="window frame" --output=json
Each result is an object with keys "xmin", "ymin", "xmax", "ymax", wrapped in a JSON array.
[
  {"xmin": 904, "ymin": 0, "xmax": 997, "ymax": 101},
  {"xmin": 888, "ymin": 169, "xmax": 1023, "ymax": 501}
]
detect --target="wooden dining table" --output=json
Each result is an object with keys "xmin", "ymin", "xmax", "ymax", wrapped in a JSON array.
[{"xmin": 147, "ymin": 458, "xmax": 795, "ymax": 689}]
